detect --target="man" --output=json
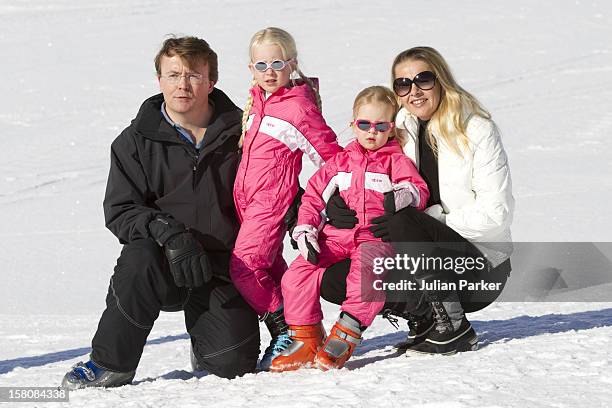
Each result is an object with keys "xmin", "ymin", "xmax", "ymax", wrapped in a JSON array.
[{"xmin": 61, "ymin": 36, "xmax": 260, "ymax": 389}]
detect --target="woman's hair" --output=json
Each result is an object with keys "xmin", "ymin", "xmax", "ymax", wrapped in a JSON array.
[
  {"xmin": 391, "ymin": 46, "xmax": 490, "ymax": 156},
  {"xmin": 352, "ymin": 85, "xmax": 402, "ymax": 144},
  {"xmin": 239, "ymin": 27, "xmax": 321, "ymax": 147}
]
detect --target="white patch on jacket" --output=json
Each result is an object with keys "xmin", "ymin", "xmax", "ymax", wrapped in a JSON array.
[{"xmin": 259, "ymin": 115, "xmax": 324, "ymax": 167}]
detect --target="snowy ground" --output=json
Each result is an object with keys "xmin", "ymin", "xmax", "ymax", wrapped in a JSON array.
[{"xmin": 1, "ymin": 0, "xmax": 612, "ymax": 407}]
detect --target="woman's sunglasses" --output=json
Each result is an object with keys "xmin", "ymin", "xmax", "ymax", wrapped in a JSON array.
[
  {"xmin": 353, "ymin": 119, "xmax": 395, "ymax": 132},
  {"xmin": 393, "ymin": 71, "xmax": 436, "ymax": 97},
  {"xmin": 252, "ymin": 59, "xmax": 294, "ymax": 72}
]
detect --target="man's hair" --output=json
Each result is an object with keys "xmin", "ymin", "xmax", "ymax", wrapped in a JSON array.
[{"xmin": 154, "ymin": 35, "xmax": 218, "ymax": 82}]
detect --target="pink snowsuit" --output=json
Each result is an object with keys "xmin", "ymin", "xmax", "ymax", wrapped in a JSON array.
[
  {"xmin": 231, "ymin": 83, "xmax": 342, "ymax": 316},
  {"xmin": 282, "ymin": 139, "xmax": 429, "ymax": 327}
]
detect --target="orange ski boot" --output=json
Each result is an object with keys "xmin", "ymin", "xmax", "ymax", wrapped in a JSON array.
[
  {"xmin": 314, "ymin": 313, "xmax": 363, "ymax": 371},
  {"xmin": 269, "ymin": 322, "xmax": 326, "ymax": 372}
]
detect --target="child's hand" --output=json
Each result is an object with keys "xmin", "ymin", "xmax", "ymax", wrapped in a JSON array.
[
  {"xmin": 383, "ymin": 184, "xmax": 417, "ymax": 214},
  {"xmin": 292, "ymin": 225, "xmax": 320, "ymax": 265}
]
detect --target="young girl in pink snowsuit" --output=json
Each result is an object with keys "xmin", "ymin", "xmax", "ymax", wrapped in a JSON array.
[
  {"xmin": 231, "ymin": 27, "xmax": 342, "ymax": 370},
  {"xmin": 270, "ymin": 86, "xmax": 429, "ymax": 372}
]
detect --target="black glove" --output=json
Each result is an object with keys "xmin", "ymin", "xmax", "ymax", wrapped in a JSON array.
[
  {"xmin": 370, "ymin": 206, "xmax": 426, "ymax": 243},
  {"xmin": 383, "ymin": 191, "xmax": 396, "ymax": 214},
  {"xmin": 369, "ymin": 213, "xmax": 394, "ymax": 242},
  {"xmin": 371, "ymin": 206, "xmax": 439, "ymax": 243},
  {"xmin": 326, "ymin": 190, "xmax": 358, "ymax": 229},
  {"xmin": 149, "ymin": 216, "xmax": 212, "ymax": 288},
  {"xmin": 284, "ymin": 187, "xmax": 305, "ymax": 250}
]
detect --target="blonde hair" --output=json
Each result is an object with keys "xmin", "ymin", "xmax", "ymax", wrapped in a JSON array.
[
  {"xmin": 239, "ymin": 27, "xmax": 321, "ymax": 147},
  {"xmin": 391, "ymin": 46, "xmax": 491, "ymax": 157},
  {"xmin": 352, "ymin": 86, "xmax": 403, "ymax": 145}
]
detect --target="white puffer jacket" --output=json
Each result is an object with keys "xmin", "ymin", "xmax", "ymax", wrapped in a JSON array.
[{"xmin": 396, "ymin": 108, "xmax": 514, "ymax": 267}]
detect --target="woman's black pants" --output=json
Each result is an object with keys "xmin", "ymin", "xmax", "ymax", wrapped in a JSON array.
[{"xmin": 320, "ymin": 207, "xmax": 511, "ymax": 314}]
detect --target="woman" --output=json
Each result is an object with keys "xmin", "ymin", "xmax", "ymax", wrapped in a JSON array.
[{"xmin": 320, "ymin": 46, "xmax": 514, "ymax": 355}]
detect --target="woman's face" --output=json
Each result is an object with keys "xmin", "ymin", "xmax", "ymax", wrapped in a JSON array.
[{"xmin": 394, "ymin": 59, "xmax": 441, "ymax": 121}]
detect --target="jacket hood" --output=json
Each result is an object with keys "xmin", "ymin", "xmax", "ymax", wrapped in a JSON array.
[{"xmin": 130, "ymin": 88, "xmax": 242, "ymax": 147}]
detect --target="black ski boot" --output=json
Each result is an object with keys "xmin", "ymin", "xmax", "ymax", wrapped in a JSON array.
[
  {"xmin": 61, "ymin": 360, "xmax": 135, "ymax": 390},
  {"xmin": 407, "ymin": 300, "xmax": 478, "ymax": 355},
  {"xmin": 380, "ymin": 295, "xmax": 435, "ymax": 351},
  {"xmin": 391, "ymin": 306, "xmax": 435, "ymax": 351},
  {"xmin": 259, "ymin": 306, "xmax": 292, "ymax": 371}
]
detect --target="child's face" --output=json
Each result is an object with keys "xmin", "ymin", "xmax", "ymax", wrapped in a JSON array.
[
  {"xmin": 354, "ymin": 102, "xmax": 394, "ymax": 151},
  {"xmin": 249, "ymin": 43, "xmax": 292, "ymax": 94}
]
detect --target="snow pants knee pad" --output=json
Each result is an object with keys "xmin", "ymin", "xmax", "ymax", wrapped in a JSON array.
[{"xmin": 187, "ymin": 280, "xmax": 261, "ymax": 379}]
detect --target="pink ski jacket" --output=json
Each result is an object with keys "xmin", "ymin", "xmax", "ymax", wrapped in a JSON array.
[
  {"xmin": 295, "ymin": 139, "xmax": 429, "ymax": 232},
  {"xmin": 235, "ymin": 83, "xmax": 342, "ymax": 206}
]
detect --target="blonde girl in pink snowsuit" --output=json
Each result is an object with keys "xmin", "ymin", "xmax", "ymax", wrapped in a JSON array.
[
  {"xmin": 270, "ymin": 86, "xmax": 429, "ymax": 372},
  {"xmin": 231, "ymin": 27, "xmax": 342, "ymax": 369}
]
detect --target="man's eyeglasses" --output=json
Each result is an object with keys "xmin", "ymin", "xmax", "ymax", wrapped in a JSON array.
[
  {"xmin": 252, "ymin": 59, "xmax": 294, "ymax": 72},
  {"xmin": 352, "ymin": 119, "xmax": 395, "ymax": 132},
  {"xmin": 393, "ymin": 71, "xmax": 436, "ymax": 97},
  {"xmin": 160, "ymin": 72, "xmax": 206, "ymax": 85}
]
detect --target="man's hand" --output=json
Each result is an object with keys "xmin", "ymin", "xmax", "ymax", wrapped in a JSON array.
[
  {"xmin": 149, "ymin": 216, "xmax": 212, "ymax": 288},
  {"xmin": 326, "ymin": 191, "xmax": 358, "ymax": 229}
]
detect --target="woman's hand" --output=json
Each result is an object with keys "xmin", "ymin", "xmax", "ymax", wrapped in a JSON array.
[
  {"xmin": 370, "ymin": 206, "xmax": 434, "ymax": 243},
  {"xmin": 424, "ymin": 204, "xmax": 446, "ymax": 222}
]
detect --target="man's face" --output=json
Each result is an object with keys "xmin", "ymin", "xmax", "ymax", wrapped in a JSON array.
[{"xmin": 158, "ymin": 54, "xmax": 214, "ymax": 120}]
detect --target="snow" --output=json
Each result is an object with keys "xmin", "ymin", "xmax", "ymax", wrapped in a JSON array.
[{"xmin": 1, "ymin": 0, "xmax": 612, "ymax": 406}]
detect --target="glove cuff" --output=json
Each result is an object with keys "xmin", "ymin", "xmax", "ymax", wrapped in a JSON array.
[{"xmin": 148, "ymin": 216, "xmax": 186, "ymax": 246}]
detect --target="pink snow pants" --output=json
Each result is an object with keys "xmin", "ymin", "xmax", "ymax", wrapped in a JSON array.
[
  {"xmin": 282, "ymin": 226, "xmax": 393, "ymax": 327},
  {"xmin": 230, "ymin": 177, "xmax": 296, "ymax": 316}
]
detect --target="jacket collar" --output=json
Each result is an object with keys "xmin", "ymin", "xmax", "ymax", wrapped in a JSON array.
[
  {"xmin": 250, "ymin": 81, "xmax": 317, "ymax": 108},
  {"xmin": 131, "ymin": 88, "xmax": 242, "ymax": 150},
  {"xmin": 396, "ymin": 107, "xmax": 420, "ymax": 138},
  {"xmin": 344, "ymin": 138, "xmax": 403, "ymax": 158}
]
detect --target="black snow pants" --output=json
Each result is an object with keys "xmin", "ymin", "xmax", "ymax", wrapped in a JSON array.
[{"xmin": 90, "ymin": 239, "xmax": 260, "ymax": 379}]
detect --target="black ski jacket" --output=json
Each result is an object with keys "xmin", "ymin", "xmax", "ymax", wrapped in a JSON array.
[{"xmin": 103, "ymin": 88, "xmax": 242, "ymax": 279}]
